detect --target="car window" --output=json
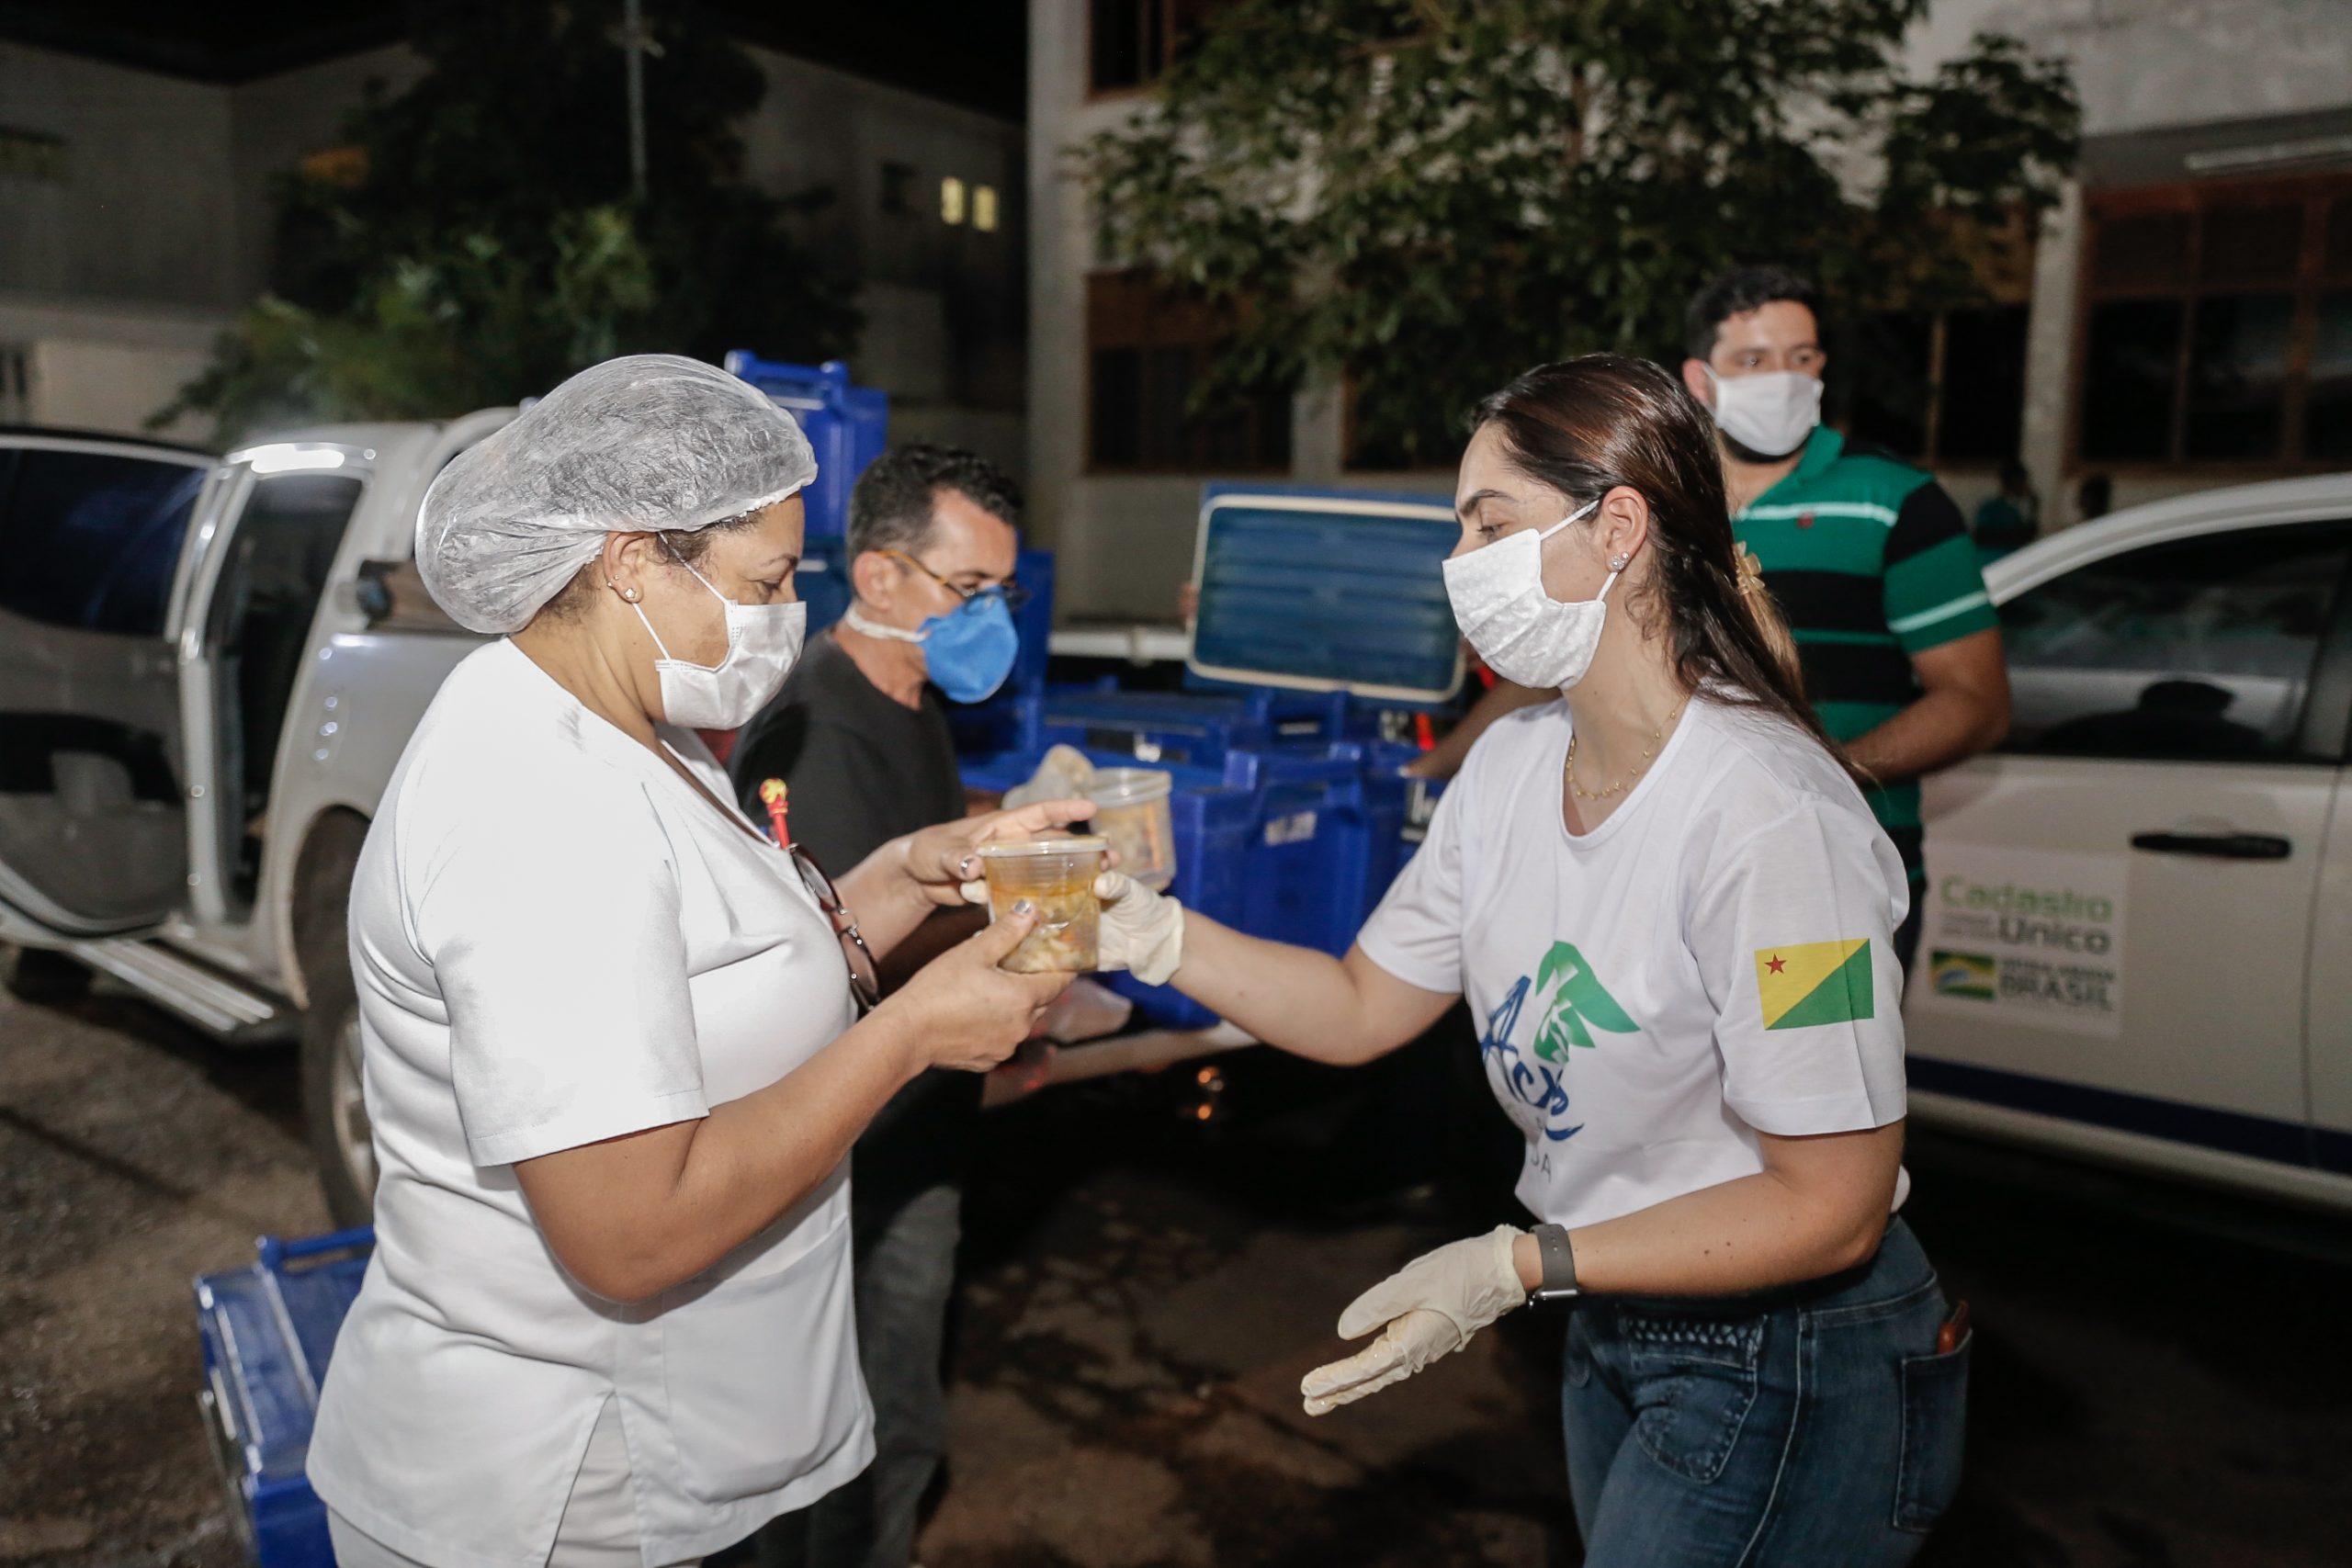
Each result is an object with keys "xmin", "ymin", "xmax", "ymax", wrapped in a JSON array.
[
  {"xmin": 0, "ymin": 446, "xmax": 208, "ymax": 637},
  {"xmin": 2000, "ymin": 521, "xmax": 2352, "ymax": 761}
]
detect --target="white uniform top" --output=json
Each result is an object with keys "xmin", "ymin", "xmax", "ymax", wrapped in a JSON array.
[
  {"xmin": 308, "ymin": 639, "xmax": 873, "ymax": 1568},
  {"xmin": 1358, "ymin": 695, "xmax": 1911, "ymax": 1231}
]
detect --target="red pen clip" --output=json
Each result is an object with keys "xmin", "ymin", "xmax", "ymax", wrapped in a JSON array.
[{"xmin": 758, "ymin": 778, "xmax": 791, "ymax": 848}]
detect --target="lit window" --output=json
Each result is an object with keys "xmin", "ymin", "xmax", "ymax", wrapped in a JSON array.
[
  {"xmin": 973, "ymin": 184, "xmax": 999, "ymax": 232},
  {"xmin": 940, "ymin": 176, "xmax": 966, "ymax": 226}
]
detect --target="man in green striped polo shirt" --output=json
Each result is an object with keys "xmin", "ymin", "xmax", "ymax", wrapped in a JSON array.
[{"xmin": 1681, "ymin": 265, "xmax": 2011, "ymax": 976}]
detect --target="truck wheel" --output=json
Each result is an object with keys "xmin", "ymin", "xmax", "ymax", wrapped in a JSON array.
[
  {"xmin": 293, "ymin": 811, "xmax": 374, "ymax": 1228},
  {"xmin": 300, "ymin": 970, "xmax": 375, "ymax": 1228},
  {"xmin": 0, "ymin": 942, "xmax": 89, "ymax": 1005}
]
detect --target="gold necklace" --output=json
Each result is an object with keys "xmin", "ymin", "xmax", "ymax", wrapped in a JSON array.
[{"xmin": 1566, "ymin": 698, "xmax": 1690, "ymax": 802}]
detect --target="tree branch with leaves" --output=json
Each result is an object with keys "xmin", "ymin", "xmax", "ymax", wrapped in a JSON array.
[
  {"xmin": 160, "ymin": 0, "xmax": 859, "ymax": 444},
  {"xmin": 1080, "ymin": 0, "xmax": 2078, "ymax": 468}
]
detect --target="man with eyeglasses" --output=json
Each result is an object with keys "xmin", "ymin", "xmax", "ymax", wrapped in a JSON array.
[
  {"xmin": 730, "ymin": 443, "xmax": 1026, "ymax": 1568},
  {"xmin": 1680, "ymin": 265, "xmax": 2011, "ymax": 979}
]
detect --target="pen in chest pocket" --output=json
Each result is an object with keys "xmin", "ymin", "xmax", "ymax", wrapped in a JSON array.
[{"xmin": 757, "ymin": 778, "xmax": 792, "ymax": 848}]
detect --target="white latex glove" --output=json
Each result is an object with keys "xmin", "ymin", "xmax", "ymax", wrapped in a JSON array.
[
  {"xmin": 956, "ymin": 869, "xmax": 1185, "ymax": 985},
  {"xmin": 1090, "ymin": 870, "xmax": 1184, "ymax": 985},
  {"xmin": 1300, "ymin": 1225, "xmax": 1528, "ymax": 1416}
]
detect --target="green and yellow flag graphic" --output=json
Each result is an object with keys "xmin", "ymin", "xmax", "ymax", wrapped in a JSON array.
[{"xmin": 1754, "ymin": 940, "xmax": 1874, "ymax": 1031}]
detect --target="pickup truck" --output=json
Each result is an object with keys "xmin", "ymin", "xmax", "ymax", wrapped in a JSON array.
[
  {"xmin": 0, "ymin": 412, "xmax": 1225, "ymax": 1228},
  {"xmin": 1, "ymin": 416, "xmax": 512, "ymax": 1223}
]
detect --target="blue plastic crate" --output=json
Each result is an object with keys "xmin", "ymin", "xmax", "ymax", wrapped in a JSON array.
[
  {"xmin": 1107, "ymin": 774, "xmax": 1261, "ymax": 1028},
  {"xmin": 793, "ymin": 541, "xmax": 856, "ymax": 637},
  {"xmin": 1019, "ymin": 683, "xmax": 1366, "ymax": 768},
  {"xmin": 724, "ymin": 353, "xmax": 888, "ymax": 540},
  {"xmin": 1108, "ymin": 740, "xmax": 1417, "ymax": 1027},
  {"xmin": 194, "ymin": 1229, "xmax": 375, "ymax": 1568}
]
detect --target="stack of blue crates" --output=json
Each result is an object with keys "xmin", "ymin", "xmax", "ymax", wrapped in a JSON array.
[
  {"xmin": 194, "ymin": 1229, "xmax": 375, "ymax": 1568},
  {"xmin": 1012, "ymin": 682, "xmax": 1375, "ymax": 766},
  {"xmin": 728, "ymin": 353, "xmax": 883, "ymax": 640},
  {"xmin": 724, "ymin": 354, "xmax": 888, "ymax": 543}
]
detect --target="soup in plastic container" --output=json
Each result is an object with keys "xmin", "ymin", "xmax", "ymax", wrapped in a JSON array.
[
  {"xmin": 1084, "ymin": 767, "xmax": 1176, "ymax": 890},
  {"xmin": 974, "ymin": 836, "xmax": 1107, "ymax": 974}
]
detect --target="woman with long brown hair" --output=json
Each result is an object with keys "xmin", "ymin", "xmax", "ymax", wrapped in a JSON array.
[{"xmin": 1010, "ymin": 355, "xmax": 1968, "ymax": 1563}]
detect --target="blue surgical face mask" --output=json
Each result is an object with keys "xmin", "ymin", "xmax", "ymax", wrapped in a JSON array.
[{"xmin": 844, "ymin": 591, "xmax": 1020, "ymax": 704}]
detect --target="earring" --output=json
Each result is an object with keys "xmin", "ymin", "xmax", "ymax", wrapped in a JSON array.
[
  {"xmin": 1608, "ymin": 553, "xmax": 1630, "ymax": 570},
  {"xmin": 622, "ymin": 587, "xmax": 640, "ymax": 603}
]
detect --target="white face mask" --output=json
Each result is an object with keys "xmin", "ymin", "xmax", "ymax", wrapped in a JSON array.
[
  {"xmin": 1442, "ymin": 498, "xmax": 1622, "ymax": 690},
  {"xmin": 633, "ymin": 555, "xmax": 807, "ymax": 728},
  {"xmin": 1705, "ymin": 368, "xmax": 1823, "ymax": 460}
]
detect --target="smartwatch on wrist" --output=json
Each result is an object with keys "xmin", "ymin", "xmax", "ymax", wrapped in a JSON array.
[{"xmin": 1530, "ymin": 1223, "xmax": 1580, "ymax": 1303}]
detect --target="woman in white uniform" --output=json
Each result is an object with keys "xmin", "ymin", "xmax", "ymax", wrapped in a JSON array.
[
  {"xmin": 307, "ymin": 356, "xmax": 1082, "ymax": 1568},
  {"xmin": 1047, "ymin": 355, "xmax": 1970, "ymax": 1564}
]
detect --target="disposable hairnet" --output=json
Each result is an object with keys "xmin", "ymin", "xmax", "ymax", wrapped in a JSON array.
[{"xmin": 417, "ymin": 354, "xmax": 817, "ymax": 634}]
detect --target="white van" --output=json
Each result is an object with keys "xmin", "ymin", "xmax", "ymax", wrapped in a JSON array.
[{"xmin": 1906, "ymin": 473, "xmax": 2352, "ymax": 1213}]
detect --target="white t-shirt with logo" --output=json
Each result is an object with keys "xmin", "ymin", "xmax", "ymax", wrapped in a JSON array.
[
  {"xmin": 308, "ymin": 639, "xmax": 874, "ymax": 1568},
  {"xmin": 1359, "ymin": 694, "xmax": 1911, "ymax": 1230}
]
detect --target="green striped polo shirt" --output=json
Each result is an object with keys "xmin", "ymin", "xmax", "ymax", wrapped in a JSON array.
[{"xmin": 1731, "ymin": 427, "xmax": 1997, "ymax": 881}]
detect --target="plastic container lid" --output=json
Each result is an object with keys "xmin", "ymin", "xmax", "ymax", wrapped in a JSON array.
[
  {"xmin": 1186, "ymin": 481, "xmax": 1465, "ymax": 705},
  {"xmin": 976, "ymin": 835, "xmax": 1110, "ymax": 858},
  {"xmin": 1085, "ymin": 767, "xmax": 1172, "ymax": 805}
]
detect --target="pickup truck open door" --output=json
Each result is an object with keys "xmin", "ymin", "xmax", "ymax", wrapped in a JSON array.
[{"xmin": 0, "ymin": 433, "xmax": 215, "ymax": 942}]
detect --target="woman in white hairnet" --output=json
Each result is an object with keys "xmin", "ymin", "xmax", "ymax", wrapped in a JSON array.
[{"xmin": 305, "ymin": 355, "xmax": 1084, "ymax": 1568}]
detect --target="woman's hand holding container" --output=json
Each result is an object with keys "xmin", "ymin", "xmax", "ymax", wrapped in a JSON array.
[
  {"xmin": 955, "ymin": 863, "xmax": 1185, "ymax": 985},
  {"xmin": 972, "ymin": 837, "xmax": 1109, "ymax": 973},
  {"xmin": 878, "ymin": 905, "xmax": 1074, "ymax": 1073}
]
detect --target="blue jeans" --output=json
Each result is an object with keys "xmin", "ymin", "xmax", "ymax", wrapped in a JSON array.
[
  {"xmin": 757, "ymin": 1182, "xmax": 962, "ymax": 1568},
  {"xmin": 1562, "ymin": 1217, "xmax": 1969, "ymax": 1567}
]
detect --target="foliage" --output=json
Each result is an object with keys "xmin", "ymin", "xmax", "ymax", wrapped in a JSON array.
[
  {"xmin": 1079, "ymin": 0, "xmax": 2080, "ymax": 468},
  {"xmin": 161, "ymin": 0, "xmax": 859, "ymax": 443}
]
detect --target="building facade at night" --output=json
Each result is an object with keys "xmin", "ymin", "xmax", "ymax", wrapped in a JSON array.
[
  {"xmin": 1026, "ymin": 0, "xmax": 2352, "ymax": 621},
  {"xmin": 0, "ymin": 28, "xmax": 1025, "ymax": 465}
]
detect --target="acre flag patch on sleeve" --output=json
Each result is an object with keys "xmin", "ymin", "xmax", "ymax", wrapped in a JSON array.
[{"xmin": 1756, "ymin": 939, "xmax": 1875, "ymax": 1030}]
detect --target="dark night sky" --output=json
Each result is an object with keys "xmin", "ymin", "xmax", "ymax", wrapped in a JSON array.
[{"xmin": 0, "ymin": 1, "xmax": 1029, "ymax": 119}]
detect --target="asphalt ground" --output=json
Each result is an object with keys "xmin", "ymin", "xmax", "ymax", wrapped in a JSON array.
[{"xmin": 4, "ymin": 973, "xmax": 2348, "ymax": 1567}]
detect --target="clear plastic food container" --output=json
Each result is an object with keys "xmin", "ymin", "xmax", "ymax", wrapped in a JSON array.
[
  {"xmin": 974, "ymin": 836, "xmax": 1108, "ymax": 974},
  {"xmin": 1084, "ymin": 767, "xmax": 1176, "ymax": 890}
]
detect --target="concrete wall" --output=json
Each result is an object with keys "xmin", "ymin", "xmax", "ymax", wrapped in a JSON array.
[
  {"xmin": 1028, "ymin": 1, "xmax": 1197, "ymax": 619},
  {"xmin": 1910, "ymin": 0, "xmax": 2352, "ymax": 138},
  {"xmin": 0, "ymin": 294, "xmax": 225, "ymax": 439},
  {"xmin": 29, "ymin": 338, "xmax": 214, "ymax": 441},
  {"xmin": 1909, "ymin": 0, "xmax": 2352, "ymax": 527},
  {"xmin": 0, "ymin": 43, "xmax": 238, "ymax": 310}
]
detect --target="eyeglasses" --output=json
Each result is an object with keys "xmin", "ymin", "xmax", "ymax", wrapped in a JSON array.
[
  {"xmin": 786, "ymin": 843, "xmax": 881, "ymax": 1014},
  {"xmin": 885, "ymin": 549, "xmax": 1032, "ymax": 613}
]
